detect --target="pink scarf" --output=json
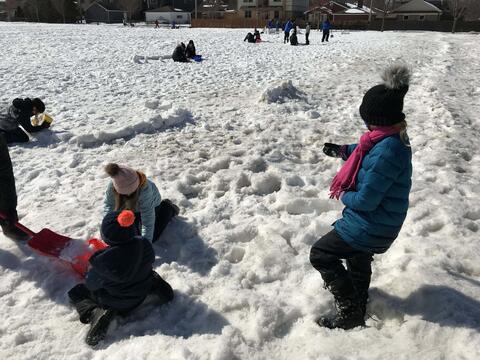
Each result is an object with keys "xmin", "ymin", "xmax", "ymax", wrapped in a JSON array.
[{"xmin": 329, "ymin": 127, "xmax": 401, "ymax": 199}]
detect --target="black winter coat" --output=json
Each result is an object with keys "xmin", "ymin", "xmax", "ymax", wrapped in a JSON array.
[
  {"xmin": 290, "ymin": 33, "xmax": 298, "ymax": 46},
  {"xmin": 0, "ymin": 135, "xmax": 17, "ymax": 218},
  {"xmin": 85, "ymin": 236, "xmax": 155, "ymax": 311},
  {"xmin": 172, "ymin": 45, "xmax": 188, "ymax": 62},
  {"xmin": 0, "ymin": 98, "xmax": 49, "ymax": 133},
  {"xmin": 186, "ymin": 43, "xmax": 196, "ymax": 58},
  {"xmin": 244, "ymin": 33, "xmax": 255, "ymax": 43}
]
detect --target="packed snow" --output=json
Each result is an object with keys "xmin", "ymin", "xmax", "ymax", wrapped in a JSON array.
[{"xmin": 0, "ymin": 23, "xmax": 479, "ymax": 359}]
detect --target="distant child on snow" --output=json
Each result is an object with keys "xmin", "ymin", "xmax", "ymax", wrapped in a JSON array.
[
  {"xmin": 305, "ymin": 22, "xmax": 311, "ymax": 45},
  {"xmin": 244, "ymin": 32, "xmax": 255, "ymax": 43},
  {"xmin": 322, "ymin": 19, "xmax": 331, "ymax": 42},
  {"xmin": 290, "ymin": 28, "xmax": 298, "ymax": 46},
  {"xmin": 254, "ymin": 28, "xmax": 261, "ymax": 42},
  {"xmin": 103, "ymin": 163, "xmax": 179, "ymax": 243},
  {"xmin": 0, "ymin": 98, "xmax": 51, "ymax": 144},
  {"xmin": 310, "ymin": 65, "xmax": 413, "ymax": 330},
  {"xmin": 186, "ymin": 40, "xmax": 196, "ymax": 59},
  {"xmin": 68, "ymin": 210, "xmax": 174, "ymax": 346},
  {"xmin": 283, "ymin": 20, "xmax": 293, "ymax": 44},
  {"xmin": 172, "ymin": 42, "xmax": 188, "ymax": 62}
]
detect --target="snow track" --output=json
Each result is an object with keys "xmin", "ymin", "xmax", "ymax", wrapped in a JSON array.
[{"xmin": 0, "ymin": 24, "xmax": 479, "ymax": 359}]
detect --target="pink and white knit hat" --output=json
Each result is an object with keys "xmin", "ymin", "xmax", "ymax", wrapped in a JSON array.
[{"xmin": 105, "ymin": 163, "xmax": 140, "ymax": 195}]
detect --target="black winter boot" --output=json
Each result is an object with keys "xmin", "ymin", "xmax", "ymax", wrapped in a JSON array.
[
  {"xmin": 353, "ymin": 282, "xmax": 369, "ymax": 318},
  {"xmin": 85, "ymin": 308, "xmax": 116, "ymax": 346},
  {"xmin": 162, "ymin": 199, "xmax": 180, "ymax": 217},
  {"xmin": 1, "ymin": 222, "xmax": 29, "ymax": 241},
  {"xmin": 151, "ymin": 271, "xmax": 174, "ymax": 305},
  {"xmin": 317, "ymin": 276, "xmax": 365, "ymax": 330}
]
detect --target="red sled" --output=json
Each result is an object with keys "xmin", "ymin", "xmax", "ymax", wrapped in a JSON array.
[{"xmin": 0, "ymin": 213, "xmax": 107, "ymax": 277}]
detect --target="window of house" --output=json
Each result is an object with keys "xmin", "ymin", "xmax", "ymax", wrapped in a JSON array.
[
  {"xmin": 419, "ymin": 15, "xmax": 425, "ymax": 21},
  {"xmin": 403, "ymin": 15, "xmax": 409, "ymax": 20},
  {"xmin": 245, "ymin": 10, "xmax": 252, "ymax": 18},
  {"xmin": 177, "ymin": 15, "xmax": 183, "ymax": 19}
]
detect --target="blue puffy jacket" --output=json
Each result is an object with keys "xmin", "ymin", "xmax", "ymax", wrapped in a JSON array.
[
  {"xmin": 104, "ymin": 180, "xmax": 161, "ymax": 242},
  {"xmin": 322, "ymin": 21, "xmax": 331, "ymax": 31},
  {"xmin": 284, "ymin": 21, "xmax": 293, "ymax": 33},
  {"xmin": 334, "ymin": 134, "xmax": 412, "ymax": 254}
]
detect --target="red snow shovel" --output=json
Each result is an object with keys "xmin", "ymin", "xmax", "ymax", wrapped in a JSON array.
[{"xmin": 0, "ymin": 212, "xmax": 107, "ymax": 276}]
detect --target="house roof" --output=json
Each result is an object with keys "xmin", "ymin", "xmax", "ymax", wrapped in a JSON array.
[
  {"xmin": 86, "ymin": 1, "xmax": 124, "ymax": 12},
  {"xmin": 392, "ymin": 0, "xmax": 442, "ymax": 14},
  {"xmin": 146, "ymin": 6, "xmax": 187, "ymax": 13}
]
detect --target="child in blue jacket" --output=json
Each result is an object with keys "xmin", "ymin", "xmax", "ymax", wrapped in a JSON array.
[
  {"xmin": 103, "ymin": 163, "xmax": 179, "ymax": 243},
  {"xmin": 310, "ymin": 65, "xmax": 413, "ymax": 329}
]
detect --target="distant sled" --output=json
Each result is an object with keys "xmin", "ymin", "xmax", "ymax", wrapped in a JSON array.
[
  {"xmin": 133, "ymin": 55, "xmax": 171, "ymax": 64},
  {"xmin": 192, "ymin": 55, "xmax": 203, "ymax": 62}
]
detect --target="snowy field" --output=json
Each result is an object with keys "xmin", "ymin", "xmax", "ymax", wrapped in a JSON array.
[{"xmin": 1, "ymin": 23, "xmax": 480, "ymax": 359}]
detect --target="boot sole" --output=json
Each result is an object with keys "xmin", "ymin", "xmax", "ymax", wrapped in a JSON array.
[{"xmin": 85, "ymin": 311, "xmax": 115, "ymax": 346}]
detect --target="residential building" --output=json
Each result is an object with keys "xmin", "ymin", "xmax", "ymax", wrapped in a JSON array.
[
  {"xmin": 237, "ymin": 0, "xmax": 308, "ymax": 21},
  {"xmin": 145, "ymin": 5, "xmax": 191, "ymax": 23},
  {"xmin": 387, "ymin": 0, "xmax": 442, "ymax": 21},
  {"xmin": 84, "ymin": 1, "xmax": 126, "ymax": 23}
]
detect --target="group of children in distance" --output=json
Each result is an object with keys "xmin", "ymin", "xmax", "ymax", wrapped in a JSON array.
[
  {"xmin": 244, "ymin": 19, "xmax": 331, "ymax": 46},
  {"xmin": 172, "ymin": 40, "xmax": 196, "ymax": 62},
  {"xmin": 0, "ymin": 64, "xmax": 413, "ymax": 345}
]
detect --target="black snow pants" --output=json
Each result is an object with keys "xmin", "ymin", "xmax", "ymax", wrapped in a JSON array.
[
  {"xmin": 322, "ymin": 30, "xmax": 330, "ymax": 42},
  {"xmin": 310, "ymin": 230, "xmax": 373, "ymax": 298},
  {"xmin": 152, "ymin": 200, "xmax": 178, "ymax": 243},
  {"xmin": 68, "ymin": 271, "xmax": 174, "ymax": 322},
  {"xmin": 284, "ymin": 31, "xmax": 290, "ymax": 43},
  {"xmin": 306, "ymin": 33, "xmax": 310, "ymax": 45}
]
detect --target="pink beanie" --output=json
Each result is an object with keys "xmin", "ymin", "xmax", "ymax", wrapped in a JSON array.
[{"xmin": 105, "ymin": 163, "xmax": 140, "ymax": 195}]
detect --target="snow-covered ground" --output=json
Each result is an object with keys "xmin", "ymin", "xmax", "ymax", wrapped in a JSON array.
[{"xmin": 1, "ymin": 23, "xmax": 479, "ymax": 359}]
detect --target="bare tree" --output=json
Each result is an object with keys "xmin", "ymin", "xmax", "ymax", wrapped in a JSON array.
[
  {"xmin": 372, "ymin": 0, "xmax": 395, "ymax": 31},
  {"xmin": 447, "ymin": 0, "xmax": 478, "ymax": 33},
  {"xmin": 50, "ymin": 0, "xmax": 67, "ymax": 23},
  {"xmin": 119, "ymin": 0, "xmax": 142, "ymax": 21},
  {"xmin": 22, "ymin": 0, "xmax": 40, "ymax": 21}
]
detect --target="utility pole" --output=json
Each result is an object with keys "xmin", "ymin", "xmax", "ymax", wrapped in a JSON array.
[{"xmin": 369, "ymin": 0, "xmax": 373, "ymax": 23}]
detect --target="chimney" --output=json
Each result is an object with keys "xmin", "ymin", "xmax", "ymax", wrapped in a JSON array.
[{"xmin": 358, "ymin": 0, "xmax": 364, "ymax": 8}]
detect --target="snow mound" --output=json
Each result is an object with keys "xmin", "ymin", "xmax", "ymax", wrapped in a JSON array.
[
  {"xmin": 259, "ymin": 81, "xmax": 305, "ymax": 104},
  {"xmin": 70, "ymin": 108, "xmax": 193, "ymax": 147}
]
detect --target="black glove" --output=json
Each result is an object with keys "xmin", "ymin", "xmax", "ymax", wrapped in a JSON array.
[{"xmin": 323, "ymin": 143, "xmax": 344, "ymax": 158}]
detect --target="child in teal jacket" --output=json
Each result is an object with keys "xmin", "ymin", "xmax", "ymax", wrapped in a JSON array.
[{"xmin": 103, "ymin": 163, "xmax": 179, "ymax": 243}]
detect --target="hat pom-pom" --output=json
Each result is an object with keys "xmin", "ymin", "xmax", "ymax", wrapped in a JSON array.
[
  {"xmin": 117, "ymin": 210, "xmax": 135, "ymax": 227},
  {"xmin": 105, "ymin": 163, "xmax": 121, "ymax": 177},
  {"xmin": 382, "ymin": 64, "xmax": 411, "ymax": 90}
]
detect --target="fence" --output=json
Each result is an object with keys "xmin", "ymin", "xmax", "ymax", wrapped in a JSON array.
[
  {"xmin": 368, "ymin": 20, "xmax": 480, "ymax": 32},
  {"xmin": 192, "ymin": 18, "xmax": 270, "ymax": 28},
  {"xmin": 192, "ymin": 18, "xmax": 480, "ymax": 32}
]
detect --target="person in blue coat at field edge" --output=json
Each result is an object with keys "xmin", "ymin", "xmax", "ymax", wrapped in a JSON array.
[
  {"xmin": 103, "ymin": 163, "xmax": 179, "ymax": 243},
  {"xmin": 322, "ymin": 19, "xmax": 331, "ymax": 42},
  {"xmin": 283, "ymin": 19, "xmax": 293, "ymax": 44},
  {"xmin": 310, "ymin": 64, "xmax": 413, "ymax": 330}
]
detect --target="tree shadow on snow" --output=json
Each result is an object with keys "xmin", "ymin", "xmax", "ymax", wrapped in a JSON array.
[
  {"xmin": 370, "ymin": 285, "xmax": 480, "ymax": 331},
  {"xmin": 106, "ymin": 291, "xmax": 230, "ymax": 344},
  {"xmin": 154, "ymin": 217, "xmax": 218, "ymax": 276}
]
